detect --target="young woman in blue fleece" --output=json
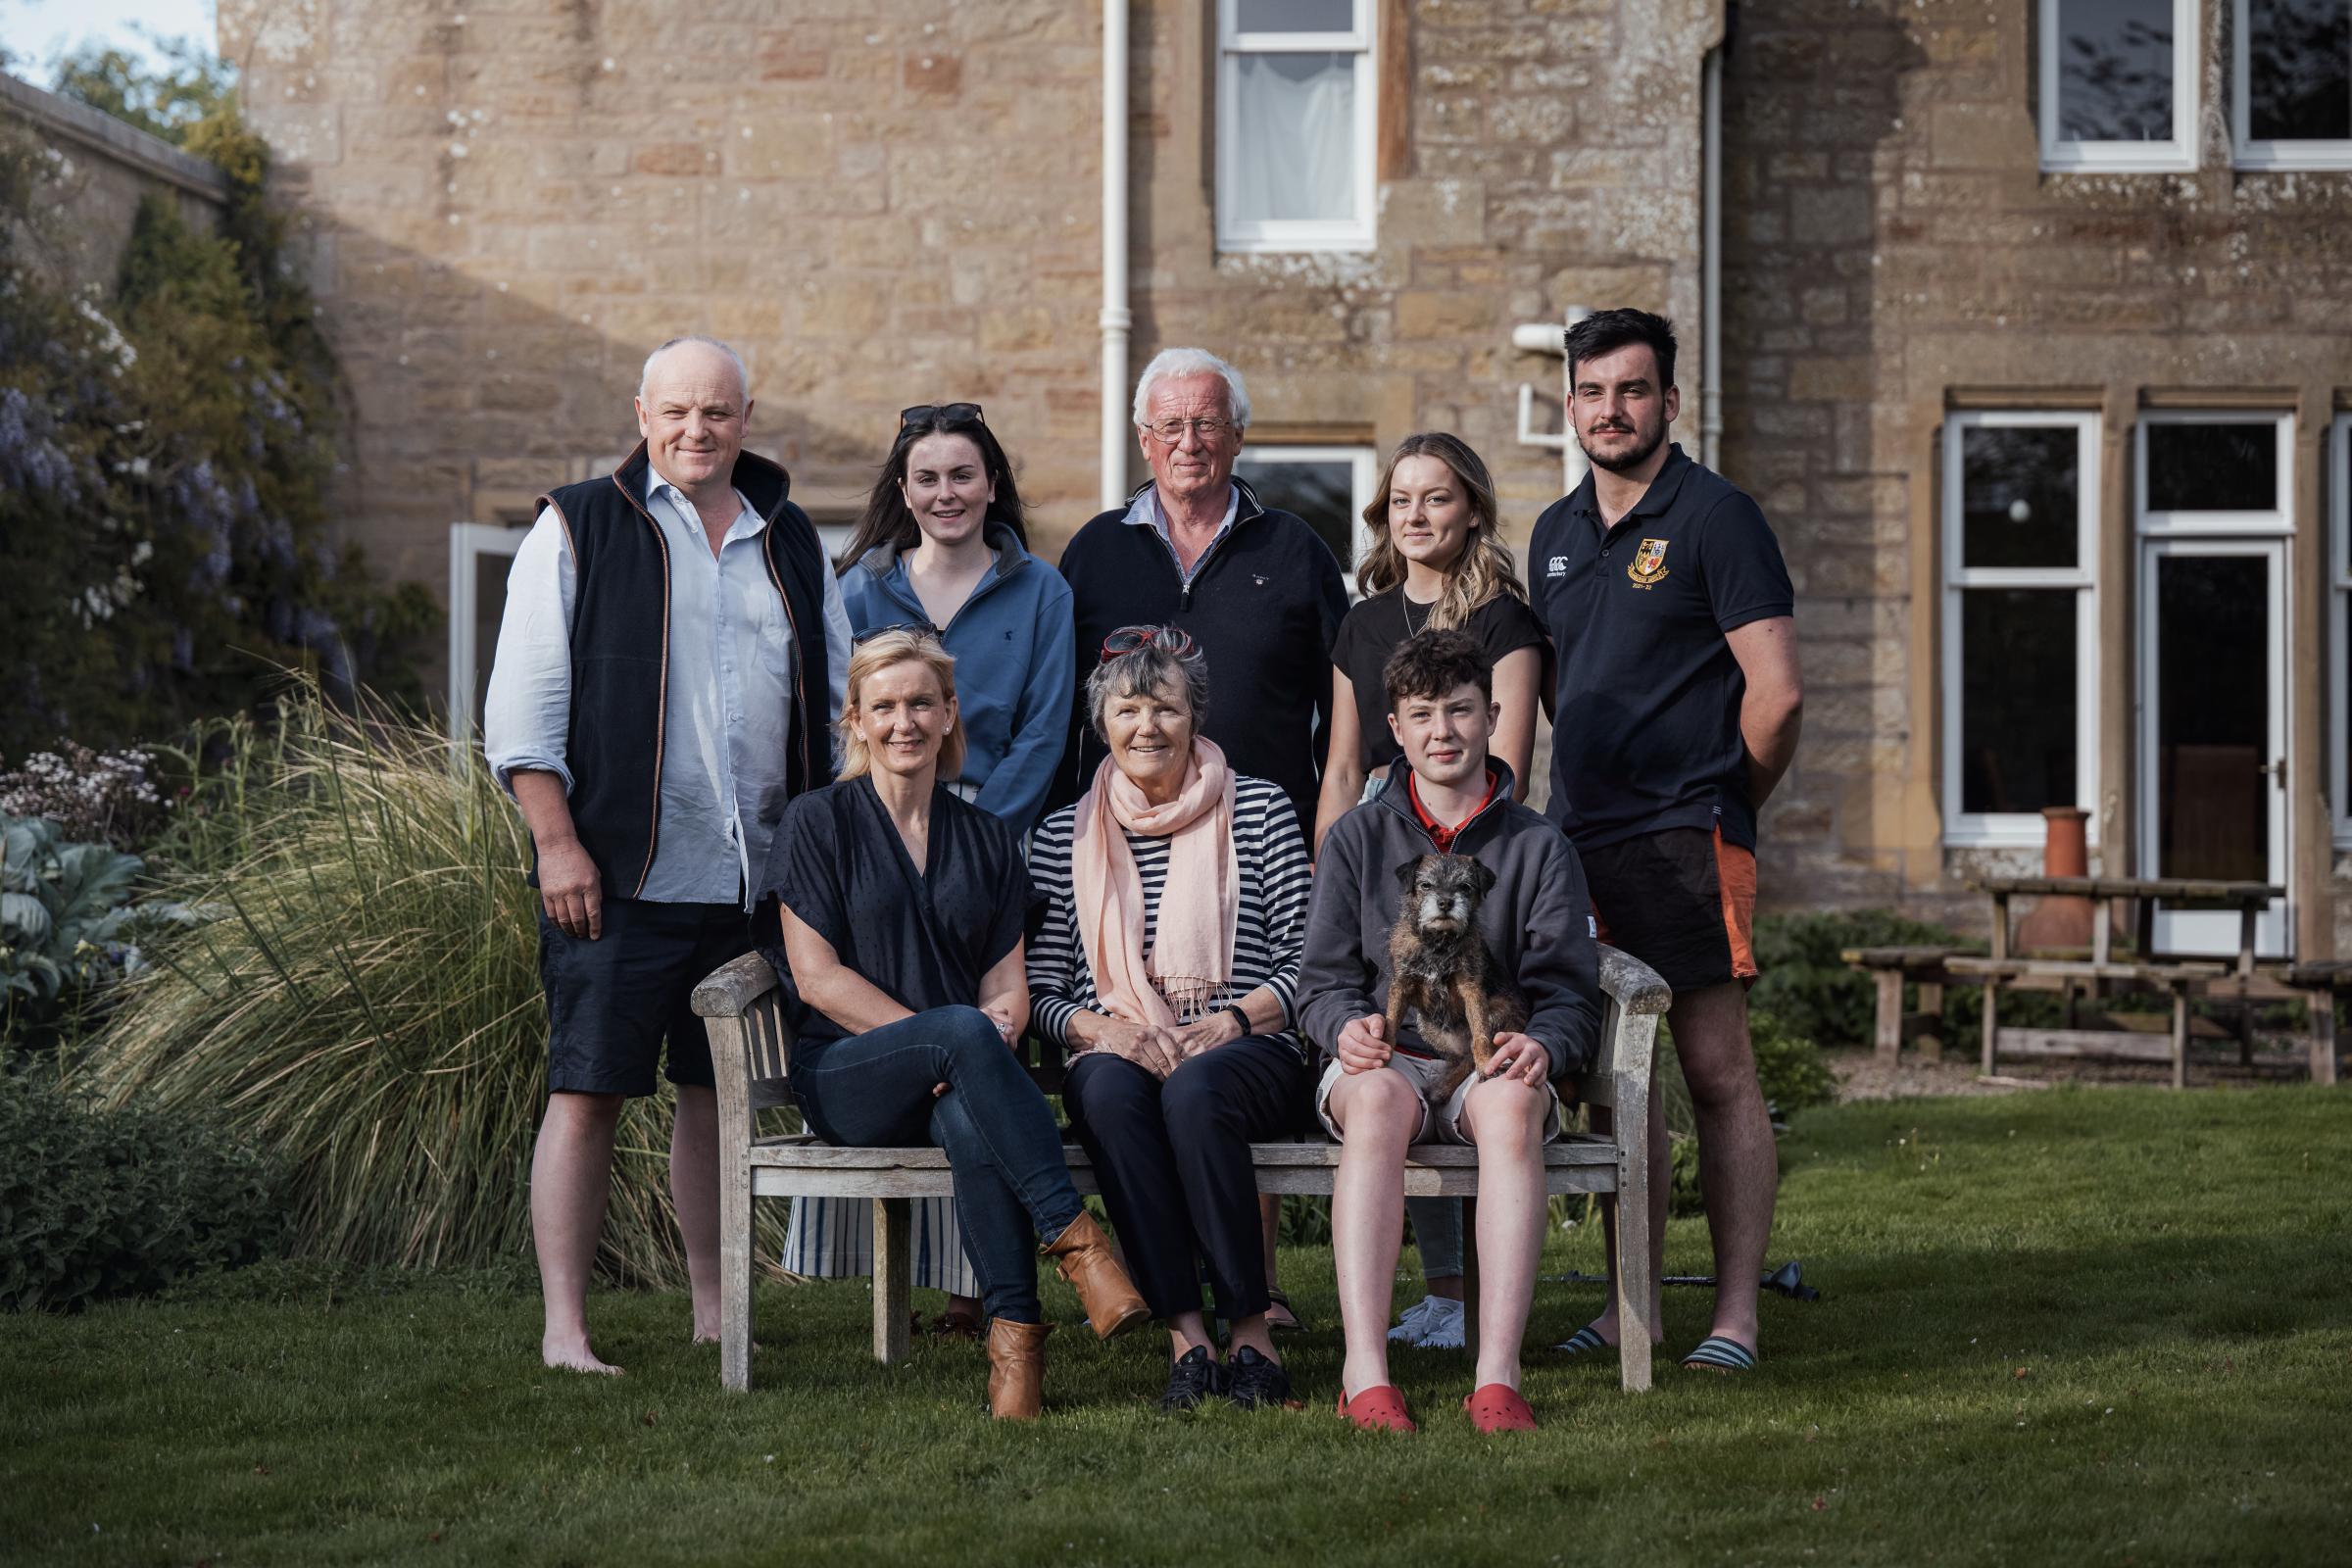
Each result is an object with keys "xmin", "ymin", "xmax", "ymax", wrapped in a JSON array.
[{"xmin": 782, "ymin": 401, "xmax": 1076, "ymax": 1337}]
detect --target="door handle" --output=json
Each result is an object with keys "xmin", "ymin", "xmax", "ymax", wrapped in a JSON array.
[{"xmin": 2260, "ymin": 757, "xmax": 2284, "ymax": 788}]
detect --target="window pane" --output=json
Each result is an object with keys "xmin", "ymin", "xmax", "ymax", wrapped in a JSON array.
[
  {"xmin": 1237, "ymin": 0, "xmax": 1355, "ymax": 31},
  {"xmin": 2154, "ymin": 555, "xmax": 2270, "ymax": 883},
  {"xmin": 2249, "ymin": 0, "xmax": 2352, "ymax": 142},
  {"xmin": 1961, "ymin": 425, "xmax": 2082, "ymax": 569},
  {"xmin": 1236, "ymin": 458, "xmax": 1358, "ymax": 569},
  {"xmin": 1959, "ymin": 588, "xmax": 2079, "ymax": 814},
  {"xmin": 2055, "ymin": 0, "xmax": 2178, "ymax": 142},
  {"xmin": 1227, "ymin": 53, "xmax": 1356, "ymax": 224},
  {"xmin": 2145, "ymin": 421, "xmax": 2278, "ymax": 512}
]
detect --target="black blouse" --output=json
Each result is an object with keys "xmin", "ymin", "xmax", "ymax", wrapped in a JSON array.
[{"xmin": 757, "ymin": 777, "xmax": 1042, "ymax": 1044}]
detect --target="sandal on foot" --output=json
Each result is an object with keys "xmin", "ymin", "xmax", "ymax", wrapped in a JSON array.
[
  {"xmin": 1335, "ymin": 1384, "xmax": 1417, "ymax": 1433},
  {"xmin": 1463, "ymin": 1384, "xmax": 1539, "ymax": 1433},
  {"xmin": 1264, "ymin": 1289, "xmax": 1301, "ymax": 1333},
  {"xmin": 1681, "ymin": 1335, "xmax": 1757, "ymax": 1373},
  {"xmin": 1551, "ymin": 1324, "xmax": 1611, "ymax": 1358}
]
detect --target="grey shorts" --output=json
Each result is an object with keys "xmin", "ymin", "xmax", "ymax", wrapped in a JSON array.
[{"xmin": 1313, "ymin": 1051, "xmax": 1564, "ymax": 1146}]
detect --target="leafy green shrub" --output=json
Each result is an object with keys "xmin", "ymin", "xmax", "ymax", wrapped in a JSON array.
[
  {"xmin": 0, "ymin": 1064, "xmax": 285, "ymax": 1310},
  {"xmin": 1748, "ymin": 908, "xmax": 1978, "ymax": 1050},
  {"xmin": 1, "ymin": 811, "xmax": 187, "ymax": 1052},
  {"xmin": 1752, "ymin": 1009, "xmax": 1837, "ymax": 1120},
  {"xmin": 80, "ymin": 677, "xmax": 770, "ymax": 1288}
]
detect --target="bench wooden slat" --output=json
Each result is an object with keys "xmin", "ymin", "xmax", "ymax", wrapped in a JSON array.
[
  {"xmin": 1974, "ymin": 875, "xmax": 2281, "ymax": 901},
  {"xmin": 744, "ymin": 1135, "xmax": 1619, "ymax": 1168},
  {"xmin": 1840, "ymin": 945, "xmax": 1967, "ymax": 968},
  {"xmin": 1946, "ymin": 956, "xmax": 2227, "ymax": 982}
]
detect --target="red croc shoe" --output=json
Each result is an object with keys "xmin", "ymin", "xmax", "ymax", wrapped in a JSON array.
[
  {"xmin": 1336, "ymin": 1384, "xmax": 1418, "ymax": 1433},
  {"xmin": 1463, "ymin": 1383, "xmax": 1539, "ymax": 1434}
]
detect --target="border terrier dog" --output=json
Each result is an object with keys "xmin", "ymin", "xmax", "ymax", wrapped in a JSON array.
[{"xmin": 1386, "ymin": 854, "xmax": 1529, "ymax": 1100}]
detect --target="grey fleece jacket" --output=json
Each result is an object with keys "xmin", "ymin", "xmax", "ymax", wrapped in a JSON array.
[{"xmin": 1297, "ymin": 757, "xmax": 1602, "ymax": 1085}]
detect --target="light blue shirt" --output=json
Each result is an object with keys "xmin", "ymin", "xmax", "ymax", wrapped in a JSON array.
[
  {"xmin": 1122, "ymin": 482, "xmax": 1240, "ymax": 585},
  {"xmin": 483, "ymin": 468, "xmax": 854, "ymax": 908}
]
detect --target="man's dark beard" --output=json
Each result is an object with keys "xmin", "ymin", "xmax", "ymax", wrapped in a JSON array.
[{"xmin": 1581, "ymin": 419, "xmax": 1666, "ymax": 473}]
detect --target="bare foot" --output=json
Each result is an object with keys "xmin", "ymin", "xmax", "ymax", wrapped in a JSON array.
[{"xmin": 543, "ymin": 1333, "xmax": 623, "ymax": 1375}]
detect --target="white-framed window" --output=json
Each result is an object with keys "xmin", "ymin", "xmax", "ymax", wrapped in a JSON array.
[
  {"xmin": 2039, "ymin": 0, "xmax": 2202, "ymax": 171},
  {"xmin": 2133, "ymin": 409, "xmax": 2294, "ymax": 534},
  {"xmin": 1215, "ymin": 0, "xmax": 1378, "ymax": 253},
  {"xmin": 1234, "ymin": 444, "xmax": 1376, "ymax": 590},
  {"xmin": 2331, "ymin": 414, "xmax": 2351, "ymax": 847},
  {"xmin": 448, "ymin": 521, "xmax": 534, "ymax": 744},
  {"xmin": 2233, "ymin": 0, "xmax": 2352, "ymax": 168},
  {"xmin": 448, "ymin": 517, "xmax": 854, "ymax": 744},
  {"xmin": 1940, "ymin": 412, "xmax": 2103, "ymax": 848}
]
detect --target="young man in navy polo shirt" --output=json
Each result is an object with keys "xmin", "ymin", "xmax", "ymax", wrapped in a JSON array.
[{"xmin": 1529, "ymin": 309, "xmax": 1803, "ymax": 1374}]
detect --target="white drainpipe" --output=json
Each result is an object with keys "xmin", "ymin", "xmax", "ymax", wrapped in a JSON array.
[
  {"xmin": 1100, "ymin": 0, "xmax": 1132, "ymax": 510},
  {"xmin": 1700, "ymin": 45, "xmax": 1723, "ymax": 473}
]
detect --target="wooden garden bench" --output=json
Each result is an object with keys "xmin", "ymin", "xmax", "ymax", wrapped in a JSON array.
[
  {"xmin": 690, "ymin": 944, "xmax": 1674, "ymax": 1396},
  {"xmin": 1840, "ymin": 946, "xmax": 1965, "ymax": 1063}
]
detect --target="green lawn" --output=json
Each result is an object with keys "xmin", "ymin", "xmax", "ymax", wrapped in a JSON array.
[{"xmin": 5, "ymin": 1087, "xmax": 2347, "ymax": 1567}]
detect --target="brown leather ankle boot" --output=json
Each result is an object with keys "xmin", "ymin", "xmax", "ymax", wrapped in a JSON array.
[
  {"xmin": 986, "ymin": 1318, "xmax": 1052, "ymax": 1419},
  {"xmin": 1041, "ymin": 1211, "xmax": 1151, "ymax": 1340}
]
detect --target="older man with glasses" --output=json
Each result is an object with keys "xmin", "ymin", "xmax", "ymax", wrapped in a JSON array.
[
  {"xmin": 1054, "ymin": 348, "xmax": 1349, "ymax": 835},
  {"xmin": 1052, "ymin": 347, "xmax": 1349, "ymax": 1333}
]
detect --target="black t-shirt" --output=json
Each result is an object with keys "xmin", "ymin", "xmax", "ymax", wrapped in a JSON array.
[
  {"xmin": 1529, "ymin": 444, "xmax": 1794, "ymax": 852},
  {"xmin": 1331, "ymin": 588, "xmax": 1550, "ymax": 771}
]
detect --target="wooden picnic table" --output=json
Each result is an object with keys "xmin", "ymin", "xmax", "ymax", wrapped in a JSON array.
[
  {"xmin": 1972, "ymin": 874, "xmax": 2285, "ymax": 1089},
  {"xmin": 1978, "ymin": 875, "xmax": 2280, "ymax": 980}
]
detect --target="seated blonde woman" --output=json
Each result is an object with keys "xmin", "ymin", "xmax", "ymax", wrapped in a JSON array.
[
  {"xmin": 1027, "ymin": 626, "xmax": 1314, "ymax": 1414},
  {"xmin": 756, "ymin": 628, "xmax": 1145, "ymax": 1418}
]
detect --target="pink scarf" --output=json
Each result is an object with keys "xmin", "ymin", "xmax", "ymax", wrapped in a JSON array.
[{"xmin": 1071, "ymin": 737, "xmax": 1240, "ymax": 1026}]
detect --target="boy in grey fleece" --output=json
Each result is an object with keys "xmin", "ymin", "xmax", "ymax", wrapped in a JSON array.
[{"xmin": 1297, "ymin": 629, "xmax": 1600, "ymax": 1433}]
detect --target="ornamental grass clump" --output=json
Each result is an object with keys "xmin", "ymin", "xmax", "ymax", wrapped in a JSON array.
[{"xmin": 81, "ymin": 677, "xmax": 771, "ymax": 1286}]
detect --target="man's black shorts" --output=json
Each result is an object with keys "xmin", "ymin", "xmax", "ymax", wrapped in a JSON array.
[
  {"xmin": 537, "ymin": 898, "xmax": 749, "ymax": 1096},
  {"xmin": 1579, "ymin": 825, "xmax": 1759, "ymax": 996}
]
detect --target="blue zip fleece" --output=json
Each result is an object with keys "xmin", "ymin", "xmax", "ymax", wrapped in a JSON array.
[{"xmin": 839, "ymin": 520, "xmax": 1076, "ymax": 834}]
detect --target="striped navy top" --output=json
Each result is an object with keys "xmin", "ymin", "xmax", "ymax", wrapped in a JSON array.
[{"xmin": 1027, "ymin": 773, "xmax": 1313, "ymax": 1062}]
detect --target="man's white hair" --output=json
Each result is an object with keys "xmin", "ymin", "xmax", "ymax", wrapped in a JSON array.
[
  {"xmin": 1131, "ymin": 347, "xmax": 1250, "ymax": 430},
  {"xmin": 637, "ymin": 335, "xmax": 750, "ymax": 403}
]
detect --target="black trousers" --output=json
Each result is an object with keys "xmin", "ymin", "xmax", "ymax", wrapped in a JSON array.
[{"xmin": 1060, "ymin": 1034, "xmax": 1309, "ymax": 1323}]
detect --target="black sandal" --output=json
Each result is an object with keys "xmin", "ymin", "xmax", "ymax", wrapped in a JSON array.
[{"xmin": 1264, "ymin": 1289, "xmax": 1301, "ymax": 1333}]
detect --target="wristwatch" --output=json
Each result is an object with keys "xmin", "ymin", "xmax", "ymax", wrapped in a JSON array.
[{"xmin": 1218, "ymin": 1003, "xmax": 1250, "ymax": 1038}]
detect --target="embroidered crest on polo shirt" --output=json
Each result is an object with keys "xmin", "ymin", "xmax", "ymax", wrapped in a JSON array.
[
  {"xmin": 1627, "ymin": 537, "xmax": 1671, "ymax": 588},
  {"xmin": 1546, "ymin": 555, "xmax": 1568, "ymax": 578}
]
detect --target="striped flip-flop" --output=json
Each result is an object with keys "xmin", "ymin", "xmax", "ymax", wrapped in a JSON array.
[
  {"xmin": 1551, "ymin": 1325, "xmax": 1611, "ymax": 1358},
  {"xmin": 1681, "ymin": 1335, "xmax": 1758, "ymax": 1373}
]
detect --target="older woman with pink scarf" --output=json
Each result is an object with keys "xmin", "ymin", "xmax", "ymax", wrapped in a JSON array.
[{"xmin": 1027, "ymin": 625, "xmax": 1314, "ymax": 1415}]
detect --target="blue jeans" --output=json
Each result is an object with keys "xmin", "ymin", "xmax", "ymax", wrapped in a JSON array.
[{"xmin": 789, "ymin": 1005, "xmax": 1082, "ymax": 1323}]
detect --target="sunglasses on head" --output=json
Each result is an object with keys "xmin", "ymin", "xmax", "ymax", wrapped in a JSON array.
[
  {"xmin": 900, "ymin": 402, "xmax": 985, "ymax": 427},
  {"xmin": 854, "ymin": 620, "xmax": 943, "ymax": 645},
  {"xmin": 1100, "ymin": 625, "xmax": 1197, "ymax": 662}
]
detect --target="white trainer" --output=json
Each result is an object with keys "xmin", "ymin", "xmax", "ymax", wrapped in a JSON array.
[
  {"xmin": 1414, "ymin": 1295, "xmax": 1466, "ymax": 1349},
  {"xmin": 1387, "ymin": 1294, "xmax": 1466, "ymax": 1348}
]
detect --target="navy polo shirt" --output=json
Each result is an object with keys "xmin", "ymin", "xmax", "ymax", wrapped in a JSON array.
[{"xmin": 1530, "ymin": 443, "xmax": 1793, "ymax": 853}]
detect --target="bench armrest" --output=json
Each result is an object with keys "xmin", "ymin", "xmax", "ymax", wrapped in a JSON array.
[
  {"xmin": 692, "ymin": 952, "xmax": 779, "ymax": 1018},
  {"xmin": 1583, "ymin": 943, "xmax": 1669, "ymax": 1110},
  {"xmin": 692, "ymin": 952, "xmax": 792, "ymax": 1152}
]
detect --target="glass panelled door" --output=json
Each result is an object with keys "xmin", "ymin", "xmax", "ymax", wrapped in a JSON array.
[{"xmin": 2135, "ymin": 539, "xmax": 2289, "ymax": 955}]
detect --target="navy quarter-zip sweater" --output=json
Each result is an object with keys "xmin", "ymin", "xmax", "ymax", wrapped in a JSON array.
[{"xmin": 1052, "ymin": 478, "xmax": 1349, "ymax": 827}]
